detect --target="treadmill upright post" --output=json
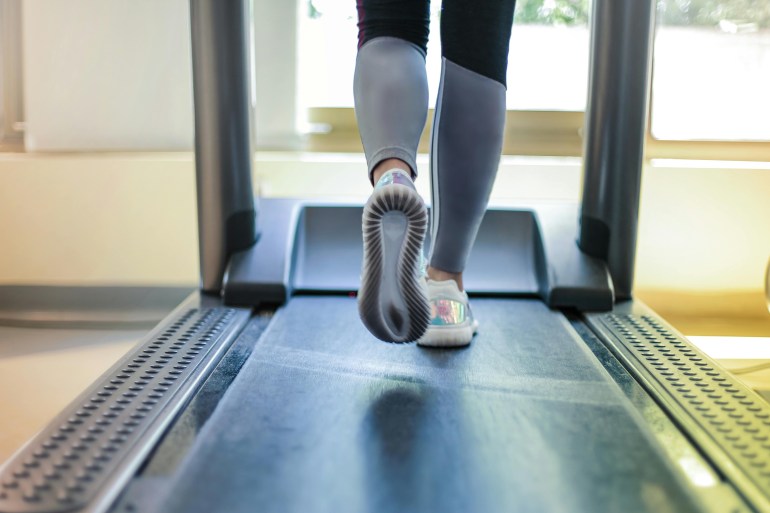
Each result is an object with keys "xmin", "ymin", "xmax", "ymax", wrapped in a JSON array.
[
  {"xmin": 578, "ymin": 0, "xmax": 655, "ymax": 300},
  {"xmin": 190, "ymin": 0, "xmax": 257, "ymax": 294}
]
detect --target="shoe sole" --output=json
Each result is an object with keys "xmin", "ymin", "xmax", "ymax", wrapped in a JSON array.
[
  {"xmin": 358, "ymin": 184, "xmax": 429, "ymax": 343},
  {"xmin": 417, "ymin": 320, "xmax": 478, "ymax": 348}
]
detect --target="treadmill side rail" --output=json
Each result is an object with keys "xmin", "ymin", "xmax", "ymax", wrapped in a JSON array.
[
  {"xmin": 223, "ymin": 198, "xmax": 301, "ymax": 307},
  {"xmin": 533, "ymin": 203, "xmax": 614, "ymax": 311},
  {"xmin": 587, "ymin": 303, "xmax": 770, "ymax": 513},
  {"xmin": 0, "ymin": 293, "xmax": 250, "ymax": 513}
]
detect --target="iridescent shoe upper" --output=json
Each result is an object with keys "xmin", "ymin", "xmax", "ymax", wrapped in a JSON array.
[
  {"xmin": 422, "ymin": 279, "xmax": 474, "ymax": 328},
  {"xmin": 374, "ymin": 168, "xmax": 416, "ymax": 191},
  {"xmin": 428, "ymin": 296, "xmax": 471, "ymax": 327}
]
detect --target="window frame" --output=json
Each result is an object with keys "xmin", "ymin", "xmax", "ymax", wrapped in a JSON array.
[
  {"xmin": 0, "ymin": 0, "xmax": 24, "ymax": 151},
  {"xmin": 305, "ymin": 107, "xmax": 770, "ymax": 162}
]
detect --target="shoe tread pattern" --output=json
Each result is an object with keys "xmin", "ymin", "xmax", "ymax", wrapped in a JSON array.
[{"xmin": 358, "ymin": 185, "xmax": 429, "ymax": 343}]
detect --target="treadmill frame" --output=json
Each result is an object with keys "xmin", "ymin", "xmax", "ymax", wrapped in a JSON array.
[{"xmin": 3, "ymin": 1, "xmax": 769, "ymax": 512}]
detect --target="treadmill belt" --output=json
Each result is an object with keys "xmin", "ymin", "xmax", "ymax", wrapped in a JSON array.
[{"xmin": 158, "ymin": 297, "xmax": 701, "ymax": 513}]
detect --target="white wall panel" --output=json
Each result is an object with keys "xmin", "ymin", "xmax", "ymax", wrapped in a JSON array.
[
  {"xmin": 0, "ymin": 154, "xmax": 768, "ymax": 298},
  {"xmin": 22, "ymin": 0, "xmax": 194, "ymax": 151},
  {"xmin": 21, "ymin": 0, "xmax": 301, "ymax": 151}
]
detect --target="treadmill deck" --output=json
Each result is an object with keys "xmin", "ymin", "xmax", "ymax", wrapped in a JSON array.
[
  {"xmin": 154, "ymin": 297, "xmax": 701, "ymax": 513},
  {"xmin": 4, "ymin": 295, "xmax": 768, "ymax": 513}
]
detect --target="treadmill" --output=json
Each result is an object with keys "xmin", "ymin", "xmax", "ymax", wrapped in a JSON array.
[{"xmin": 2, "ymin": 1, "xmax": 769, "ymax": 512}]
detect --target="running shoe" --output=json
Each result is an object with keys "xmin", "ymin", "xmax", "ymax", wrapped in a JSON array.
[
  {"xmin": 358, "ymin": 168, "xmax": 430, "ymax": 343},
  {"xmin": 417, "ymin": 278, "xmax": 478, "ymax": 347}
]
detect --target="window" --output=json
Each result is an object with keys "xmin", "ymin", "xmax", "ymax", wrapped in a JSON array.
[
  {"xmin": 5, "ymin": 0, "xmax": 769, "ymax": 159},
  {"xmin": 298, "ymin": 0, "xmax": 770, "ymax": 160},
  {"xmin": 652, "ymin": 0, "xmax": 770, "ymax": 141},
  {"xmin": 298, "ymin": 0, "xmax": 590, "ymax": 111},
  {"xmin": 298, "ymin": 0, "xmax": 590, "ymax": 155}
]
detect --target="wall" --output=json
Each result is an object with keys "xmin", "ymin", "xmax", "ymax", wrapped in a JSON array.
[
  {"xmin": 0, "ymin": 153, "xmax": 198, "ymax": 284},
  {"xmin": 21, "ymin": 0, "xmax": 298, "ymax": 151},
  {"xmin": 1, "ymin": 153, "xmax": 768, "ymax": 299},
  {"xmin": 22, "ymin": 0, "xmax": 194, "ymax": 151},
  {"xmin": 637, "ymin": 160, "xmax": 770, "ymax": 292}
]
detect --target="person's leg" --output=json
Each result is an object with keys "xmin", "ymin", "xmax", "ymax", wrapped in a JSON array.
[
  {"xmin": 420, "ymin": 0, "xmax": 515, "ymax": 347},
  {"xmin": 428, "ymin": 0, "xmax": 516, "ymax": 286},
  {"xmin": 354, "ymin": 0, "xmax": 432, "ymax": 343},
  {"xmin": 354, "ymin": 0, "xmax": 430, "ymax": 183}
]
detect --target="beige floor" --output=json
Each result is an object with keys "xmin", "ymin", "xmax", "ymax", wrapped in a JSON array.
[
  {"xmin": 1, "ymin": 324, "xmax": 770, "ymax": 467},
  {"xmin": 0, "ymin": 326, "xmax": 146, "ymax": 463}
]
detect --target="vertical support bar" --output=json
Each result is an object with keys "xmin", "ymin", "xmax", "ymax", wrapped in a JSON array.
[
  {"xmin": 578, "ymin": 0, "xmax": 656, "ymax": 299},
  {"xmin": 190, "ymin": 0, "xmax": 257, "ymax": 294}
]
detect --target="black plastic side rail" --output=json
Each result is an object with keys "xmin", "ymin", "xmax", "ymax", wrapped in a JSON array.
[
  {"xmin": 587, "ymin": 305, "xmax": 770, "ymax": 513},
  {"xmin": 0, "ymin": 304, "xmax": 250, "ymax": 513}
]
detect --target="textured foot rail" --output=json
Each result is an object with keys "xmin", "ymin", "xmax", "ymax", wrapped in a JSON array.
[
  {"xmin": 0, "ymin": 305, "xmax": 249, "ymax": 513},
  {"xmin": 588, "ymin": 307, "xmax": 770, "ymax": 512}
]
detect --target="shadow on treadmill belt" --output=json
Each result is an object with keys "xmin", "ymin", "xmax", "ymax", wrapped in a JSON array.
[{"xmin": 154, "ymin": 297, "xmax": 700, "ymax": 513}]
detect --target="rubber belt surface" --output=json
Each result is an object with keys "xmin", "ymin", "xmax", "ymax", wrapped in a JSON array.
[{"xmin": 157, "ymin": 297, "xmax": 701, "ymax": 513}]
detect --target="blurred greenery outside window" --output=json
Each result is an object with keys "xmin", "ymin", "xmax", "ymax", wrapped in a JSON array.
[{"xmin": 299, "ymin": 0, "xmax": 770, "ymax": 157}]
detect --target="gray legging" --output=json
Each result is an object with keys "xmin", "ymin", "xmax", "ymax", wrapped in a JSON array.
[{"xmin": 353, "ymin": 0, "xmax": 515, "ymax": 274}]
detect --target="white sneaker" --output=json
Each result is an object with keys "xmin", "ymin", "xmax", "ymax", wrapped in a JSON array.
[
  {"xmin": 358, "ymin": 169, "xmax": 430, "ymax": 343},
  {"xmin": 417, "ymin": 278, "xmax": 478, "ymax": 348}
]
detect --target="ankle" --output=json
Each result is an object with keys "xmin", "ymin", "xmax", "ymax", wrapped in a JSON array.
[
  {"xmin": 372, "ymin": 158, "xmax": 413, "ymax": 185},
  {"xmin": 427, "ymin": 266, "xmax": 463, "ymax": 291}
]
